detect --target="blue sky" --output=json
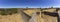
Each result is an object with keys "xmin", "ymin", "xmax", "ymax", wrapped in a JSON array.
[{"xmin": 0, "ymin": 0, "xmax": 60, "ymax": 8}]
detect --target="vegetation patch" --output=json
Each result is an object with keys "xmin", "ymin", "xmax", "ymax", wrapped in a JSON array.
[{"xmin": 0, "ymin": 8, "xmax": 18, "ymax": 15}]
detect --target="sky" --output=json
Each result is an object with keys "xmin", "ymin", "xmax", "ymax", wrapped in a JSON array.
[{"xmin": 0, "ymin": 0, "xmax": 60, "ymax": 8}]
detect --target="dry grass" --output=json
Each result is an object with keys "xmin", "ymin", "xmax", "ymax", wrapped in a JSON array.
[
  {"xmin": 24, "ymin": 8, "xmax": 58, "ymax": 22},
  {"xmin": 0, "ymin": 8, "xmax": 58, "ymax": 22},
  {"xmin": 42, "ymin": 9, "xmax": 56, "ymax": 12},
  {"xmin": 23, "ymin": 9, "xmax": 36, "ymax": 16},
  {"xmin": 0, "ymin": 13, "xmax": 23, "ymax": 22}
]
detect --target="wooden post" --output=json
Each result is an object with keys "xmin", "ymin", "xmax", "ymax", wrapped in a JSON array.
[{"xmin": 58, "ymin": 10, "xmax": 60, "ymax": 22}]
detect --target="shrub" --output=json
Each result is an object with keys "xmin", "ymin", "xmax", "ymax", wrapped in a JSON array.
[{"xmin": 0, "ymin": 8, "xmax": 18, "ymax": 15}]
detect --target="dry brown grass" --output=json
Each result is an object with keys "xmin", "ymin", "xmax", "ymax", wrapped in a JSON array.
[
  {"xmin": 24, "ymin": 8, "xmax": 58, "ymax": 22},
  {"xmin": 0, "ymin": 13, "xmax": 23, "ymax": 22},
  {"xmin": 0, "ymin": 8, "xmax": 58, "ymax": 22}
]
